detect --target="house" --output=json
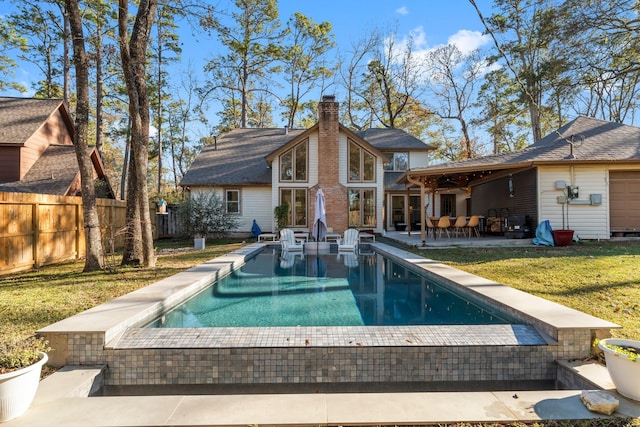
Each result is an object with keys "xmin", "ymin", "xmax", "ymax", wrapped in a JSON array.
[
  {"xmin": 0, "ymin": 97, "xmax": 114, "ymax": 198},
  {"xmin": 399, "ymin": 116, "xmax": 640, "ymax": 241},
  {"xmin": 179, "ymin": 96, "xmax": 435, "ymax": 235}
]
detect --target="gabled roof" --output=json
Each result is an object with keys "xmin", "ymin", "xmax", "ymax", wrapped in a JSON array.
[
  {"xmin": 399, "ymin": 116, "xmax": 640, "ymax": 186},
  {"xmin": 0, "ymin": 145, "xmax": 79, "ymax": 194},
  {"xmin": 355, "ymin": 128, "xmax": 435, "ymax": 151},
  {"xmin": 182, "ymin": 126, "xmax": 432, "ymax": 187},
  {"xmin": 180, "ymin": 128, "xmax": 306, "ymax": 187},
  {"xmin": 0, "ymin": 97, "xmax": 71, "ymax": 145}
]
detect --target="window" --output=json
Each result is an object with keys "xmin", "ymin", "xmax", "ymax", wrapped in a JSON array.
[
  {"xmin": 440, "ymin": 194, "xmax": 456, "ymax": 217},
  {"xmin": 225, "ymin": 189, "xmax": 240, "ymax": 214},
  {"xmin": 348, "ymin": 189, "xmax": 376, "ymax": 227},
  {"xmin": 280, "ymin": 140, "xmax": 308, "ymax": 182},
  {"xmin": 280, "ymin": 188, "xmax": 307, "ymax": 227},
  {"xmin": 348, "ymin": 140, "xmax": 376, "ymax": 182},
  {"xmin": 384, "ymin": 152, "xmax": 409, "ymax": 171}
]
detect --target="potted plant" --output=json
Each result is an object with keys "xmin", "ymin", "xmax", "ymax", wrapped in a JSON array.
[
  {"xmin": 552, "ymin": 186, "xmax": 576, "ymax": 246},
  {"xmin": 0, "ymin": 335, "xmax": 50, "ymax": 422},
  {"xmin": 598, "ymin": 338, "xmax": 640, "ymax": 401},
  {"xmin": 274, "ymin": 204, "xmax": 289, "ymax": 232}
]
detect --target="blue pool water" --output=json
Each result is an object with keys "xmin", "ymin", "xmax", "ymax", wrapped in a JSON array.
[{"xmin": 148, "ymin": 249, "xmax": 517, "ymax": 328}]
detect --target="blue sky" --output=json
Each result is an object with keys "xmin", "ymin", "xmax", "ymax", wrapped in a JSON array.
[{"xmin": 2, "ymin": 0, "xmax": 497, "ymax": 134}]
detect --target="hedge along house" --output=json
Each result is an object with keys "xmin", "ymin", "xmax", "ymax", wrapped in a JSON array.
[
  {"xmin": 179, "ymin": 96, "xmax": 435, "ymax": 236},
  {"xmin": 399, "ymin": 116, "xmax": 640, "ymax": 244}
]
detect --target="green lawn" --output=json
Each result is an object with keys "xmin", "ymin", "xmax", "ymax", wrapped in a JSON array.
[
  {"xmin": 2, "ymin": 238, "xmax": 640, "ymax": 427},
  {"xmin": 398, "ymin": 239, "xmax": 640, "ymax": 340}
]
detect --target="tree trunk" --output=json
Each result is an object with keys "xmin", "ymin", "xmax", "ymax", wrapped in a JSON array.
[
  {"xmin": 65, "ymin": 0, "xmax": 105, "ymax": 272},
  {"xmin": 118, "ymin": 0, "xmax": 157, "ymax": 268}
]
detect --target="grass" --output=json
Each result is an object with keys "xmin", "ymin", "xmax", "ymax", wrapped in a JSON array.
[
  {"xmin": 397, "ymin": 240, "xmax": 640, "ymax": 340},
  {"xmin": 1, "ymin": 238, "xmax": 639, "ymax": 427}
]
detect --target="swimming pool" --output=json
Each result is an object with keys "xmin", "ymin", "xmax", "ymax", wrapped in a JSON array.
[{"xmin": 148, "ymin": 248, "xmax": 517, "ymax": 328}]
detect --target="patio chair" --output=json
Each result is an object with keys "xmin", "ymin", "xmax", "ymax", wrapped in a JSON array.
[
  {"xmin": 279, "ymin": 228, "xmax": 304, "ymax": 251},
  {"xmin": 338, "ymin": 228, "xmax": 359, "ymax": 251},
  {"xmin": 437, "ymin": 216, "xmax": 451, "ymax": 238},
  {"xmin": 426, "ymin": 217, "xmax": 436, "ymax": 238},
  {"xmin": 466, "ymin": 215, "xmax": 481, "ymax": 238},
  {"xmin": 453, "ymin": 216, "xmax": 468, "ymax": 237}
]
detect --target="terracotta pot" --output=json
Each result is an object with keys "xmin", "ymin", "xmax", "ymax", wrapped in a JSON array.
[{"xmin": 552, "ymin": 229, "xmax": 574, "ymax": 246}]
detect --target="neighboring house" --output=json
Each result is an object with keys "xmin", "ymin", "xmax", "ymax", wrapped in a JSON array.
[
  {"xmin": 180, "ymin": 96, "xmax": 435, "ymax": 235},
  {"xmin": 399, "ymin": 116, "xmax": 640, "ymax": 240},
  {"xmin": 0, "ymin": 96, "xmax": 114, "ymax": 198}
]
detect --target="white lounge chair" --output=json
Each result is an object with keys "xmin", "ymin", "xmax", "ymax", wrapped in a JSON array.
[
  {"xmin": 279, "ymin": 228, "xmax": 304, "ymax": 251},
  {"xmin": 338, "ymin": 228, "xmax": 359, "ymax": 251}
]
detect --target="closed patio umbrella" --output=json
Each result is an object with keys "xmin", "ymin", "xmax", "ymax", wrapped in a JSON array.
[{"xmin": 312, "ymin": 188, "xmax": 327, "ymax": 243}]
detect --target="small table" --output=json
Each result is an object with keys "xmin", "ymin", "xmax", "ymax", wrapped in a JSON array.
[
  {"xmin": 257, "ymin": 233, "xmax": 277, "ymax": 242},
  {"xmin": 293, "ymin": 232, "xmax": 309, "ymax": 242},
  {"xmin": 325, "ymin": 233, "xmax": 341, "ymax": 242},
  {"xmin": 358, "ymin": 233, "xmax": 375, "ymax": 243}
]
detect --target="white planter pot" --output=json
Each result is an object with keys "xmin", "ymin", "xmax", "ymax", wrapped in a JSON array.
[
  {"xmin": 0, "ymin": 352, "xmax": 48, "ymax": 422},
  {"xmin": 193, "ymin": 237, "xmax": 206, "ymax": 250},
  {"xmin": 599, "ymin": 338, "xmax": 640, "ymax": 401}
]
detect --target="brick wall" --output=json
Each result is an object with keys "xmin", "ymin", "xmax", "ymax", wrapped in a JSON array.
[{"xmin": 316, "ymin": 96, "xmax": 348, "ymax": 232}]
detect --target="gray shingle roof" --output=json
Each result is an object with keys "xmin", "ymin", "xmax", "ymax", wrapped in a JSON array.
[
  {"xmin": 181, "ymin": 126, "xmax": 434, "ymax": 187},
  {"xmin": 406, "ymin": 116, "xmax": 640, "ymax": 176},
  {"xmin": 355, "ymin": 128, "xmax": 435, "ymax": 151},
  {"xmin": 180, "ymin": 128, "xmax": 306, "ymax": 186},
  {"xmin": 0, "ymin": 97, "xmax": 66, "ymax": 144},
  {"xmin": 0, "ymin": 145, "xmax": 78, "ymax": 195}
]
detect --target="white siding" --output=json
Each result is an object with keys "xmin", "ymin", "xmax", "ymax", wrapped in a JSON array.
[
  {"xmin": 538, "ymin": 166, "xmax": 609, "ymax": 240},
  {"xmin": 242, "ymin": 187, "xmax": 273, "ymax": 233},
  {"xmin": 191, "ymin": 186, "xmax": 273, "ymax": 234},
  {"xmin": 409, "ymin": 151, "xmax": 430, "ymax": 168}
]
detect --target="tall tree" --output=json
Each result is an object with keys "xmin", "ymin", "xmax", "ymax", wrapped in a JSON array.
[
  {"xmin": 149, "ymin": 2, "xmax": 182, "ymax": 194},
  {"xmin": 426, "ymin": 44, "xmax": 484, "ymax": 159},
  {"xmin": 474, "ymin": 68, "xmax": 530, "ymax": 154},
  {"xmin": 65, "ymin": 0, "xmax": 106, "ymax": 272},
  {"xmin": 359, "ymin": 29, "xmax": 425, "ymax": 129},
  {"xmin": 563, "ymin": 0, "xmax": 640, "ymax": 123},
  {"xmin": 118, "ymin": 0, "xmax": 157, "ymax": 267},
  {"xmin": 281, "ymin": 12, "xmax": 335, "ymax": 128},
  {"xmin": 0, "ymin": 17, "xmax": 28, "ymax": 92},
  {"xmin": 201, "ymin": 0, "xmax": 285, "ymax": 128},
  {"xmin": 470, "ymin": 0, "xmax": 566, "ymax": 142},
  {"xmin": 7, "ymin": 1, "xmax": 65, "ymax": 98}
]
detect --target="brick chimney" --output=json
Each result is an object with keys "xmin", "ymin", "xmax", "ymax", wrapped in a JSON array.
[{"xmin": 316, "ymin": 95, "xmax": 348, "ymax": 232}]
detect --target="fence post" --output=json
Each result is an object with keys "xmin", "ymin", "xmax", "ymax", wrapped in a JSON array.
[
  {"xmin": 76, "ymin": 201, "xmax": 82, "ymax": 261},
  {"xmin": 33, "ymin": 200, "xmax": 40, "ymax": 268}
]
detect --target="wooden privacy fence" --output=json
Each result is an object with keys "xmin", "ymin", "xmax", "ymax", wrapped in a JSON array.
[{"xmin": 0, "ymin": 192, "xmax": 156, "ymax": 275}]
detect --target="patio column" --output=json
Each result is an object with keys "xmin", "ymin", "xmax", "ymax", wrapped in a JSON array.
[{"xmin": 406, "ymin": 174, "xmax": 427, "ymax": 246}]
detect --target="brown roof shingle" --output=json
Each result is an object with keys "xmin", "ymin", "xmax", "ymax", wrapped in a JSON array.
[{"xmin": 0, "ymin": 97, "xmax": 66, "ymax": 145}]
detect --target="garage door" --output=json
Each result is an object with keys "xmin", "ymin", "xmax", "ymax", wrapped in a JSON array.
[{"xmin": 610, "ymin": 171, "xmax": 640, "ymax": 232}]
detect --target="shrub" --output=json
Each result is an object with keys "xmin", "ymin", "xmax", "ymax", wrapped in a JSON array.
[{"xmin": 178, "ymin": 191, "xmax": 239, "ymax": 239}]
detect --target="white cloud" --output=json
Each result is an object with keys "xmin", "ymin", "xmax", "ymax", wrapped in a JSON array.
[
  {"xmin": 395, "ymin": 6, "xmax": 409, "ymax": 15},
  {"xmin": 447, "ymin": 30, "xmax": 490, "ymax": 54}
]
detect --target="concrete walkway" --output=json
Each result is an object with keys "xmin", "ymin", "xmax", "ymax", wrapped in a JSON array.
[{"xmin": 5, "ymin": 364, "xmax": 640, "ymax": 427}]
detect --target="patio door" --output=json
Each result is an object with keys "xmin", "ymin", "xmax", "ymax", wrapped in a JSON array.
[{"xmin": 390, "ymin": 195, "xmax": 405, "ymax": 229}]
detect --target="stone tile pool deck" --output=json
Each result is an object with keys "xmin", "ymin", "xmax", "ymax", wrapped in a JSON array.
[{"xmin": 27, "ymin": 240, "xmax": 634, "ymax": 425}]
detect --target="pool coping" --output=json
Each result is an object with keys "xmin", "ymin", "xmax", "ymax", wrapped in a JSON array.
[{"xmin": 38, "ymin": 242, "xmax": 618, "ymax": 368}]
